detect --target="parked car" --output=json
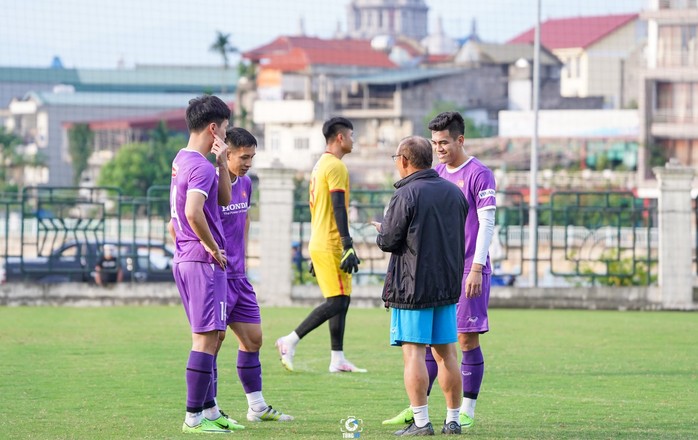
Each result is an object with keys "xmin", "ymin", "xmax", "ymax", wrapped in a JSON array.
[{"xmin": 3, "ymin": 239, "xmax": 174, "ymax": 283}]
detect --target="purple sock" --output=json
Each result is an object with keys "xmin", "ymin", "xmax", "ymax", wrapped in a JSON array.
[
  {"xmin": 186, "ymin": 351, "xmax": 214, "ymax": 413},
  {"xmin": 425, "ymin": 346, "xmax": 438, "ymax": 396},
  {"xmin": 203, "ymin": 356, "xmax": 217, "ymax": 410},
  {"xmin": 237, "ymin": 350, "xmax": 262, "ymax": 393},
  {"xmin": 461, "ymin": 346, "xmax": 484, "ymax": 399}
]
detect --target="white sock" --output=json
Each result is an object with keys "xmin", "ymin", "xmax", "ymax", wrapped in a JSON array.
[
  {"xmin": 446, "ymin": 408, "xmax": 460, "ymax": 424},
  {"xmin": 246, "ymin": 391, "xmax": 268, "ymax": 413},
  {"xmin": 285, "ymin": 331, "xmax": 300, "ymax": 346},
  {"xmin": 185, "ymin": 411, "xmax": 203, "ymax": 427},
  {"xmin": 461, "ymin": 398, "xmax": 477, "ymax": 419},
  {"xmin": 411, "ymin": 404, "xmax": 429, "ymax": 428},
  {"xmin": 331, "ymin": 350, "xmax": 346, "ymax": 365},
  {"xmin": 203, "ymin": 405, "xmax": 221, "ymax": 420}
]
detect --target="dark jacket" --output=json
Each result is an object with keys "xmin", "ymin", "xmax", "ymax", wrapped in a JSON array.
[{"xmin": 377, "ymin": 168, "xmax": 467, "ymax": 309}]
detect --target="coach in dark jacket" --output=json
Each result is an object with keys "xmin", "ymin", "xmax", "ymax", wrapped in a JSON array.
[
  {"xmin": 371, "ymin": 135, "xmax": 467, "ymax": 435},
  {"xmin": 376, "ymin": 145, "xmax": 467, "ymax": 311}
]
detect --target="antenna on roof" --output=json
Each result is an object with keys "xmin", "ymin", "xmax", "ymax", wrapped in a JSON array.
[{"xmin": 297, "ymin": 16, "xmax": 306, "ymax": 36}]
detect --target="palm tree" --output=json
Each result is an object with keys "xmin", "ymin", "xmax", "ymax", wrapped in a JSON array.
[{"xmin": 210, "ymin": 31, "xmax": 238, "ymax": 94}]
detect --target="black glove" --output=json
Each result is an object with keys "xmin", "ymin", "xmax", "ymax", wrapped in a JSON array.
[
  {"xmin": 339, "ymin": 237, "xmax": 361, "ymax": 274},
  {"xmin": 308, "ymin": 260, "xmax": 316, "ymax": 277}
]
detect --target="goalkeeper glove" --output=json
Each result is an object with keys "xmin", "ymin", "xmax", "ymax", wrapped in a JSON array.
[
  {"xmin": 308, "ymin": 260, "xmax": 316, "ymax": 277},
  {"xmin": 340, "ymin": 236, "xmax": 361, "ymax": 274}
]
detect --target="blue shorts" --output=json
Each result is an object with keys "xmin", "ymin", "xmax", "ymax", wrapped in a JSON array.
[{"xmin": 390, "ymin": 304, "xmax": 457, "ymax": 346}]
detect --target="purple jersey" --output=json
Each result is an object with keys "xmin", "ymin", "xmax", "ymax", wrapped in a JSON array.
[
  {"xmin": 220, "ymin": 175, "xmax": 252, "ymax": 278},
  {"xmin": 435, "ymin": 157, "xmax": 496, "ymax": 274},
  {"xmin": 170, "ymin": 149, "xmax": 225, "ymax": 264}
]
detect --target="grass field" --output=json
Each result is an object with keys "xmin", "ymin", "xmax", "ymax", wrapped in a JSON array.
[{"xmin": 1, "ymin": 306, "xmax": 696, "ymax": 439}]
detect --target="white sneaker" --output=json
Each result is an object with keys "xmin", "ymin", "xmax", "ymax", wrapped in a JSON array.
[
  {"xmin": 247, "ymin": 405, "xmax": 294, "ymax": 422},
  {"xmin": 275, "ymin": 337, "xmax": 295, "ymax": 372},
  {"xmin": 329, "ymin": 359, "xmax": 367, "ymax": 373}
]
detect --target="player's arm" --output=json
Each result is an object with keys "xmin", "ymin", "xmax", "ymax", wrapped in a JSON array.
[
  {"xmin": 167, "ymin": 221, "xmax": 176, "ymax": 244},
  {"xmin": 331, "ymin": 190, "xmax": 360, "ymax": 273},
  {"xmin": 471, "ymin": 208, "xmax": 496, "ymax": 273},
  {"xmin": 184, "ymin": 191, "xmax": 226, "ymax": 268},
  {"xmin": 376, "ymin": 194, "xmax": 410, "ymax": 253},
  {"xmin": 244, "ymin": 214, "xmax": 250, "ymax": 257},
  {"xmin": 213, "ymin": 135, "xmax": 231, "ymax": 206}
]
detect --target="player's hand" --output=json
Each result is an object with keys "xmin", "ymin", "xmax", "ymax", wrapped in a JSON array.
[
  {"xmin": 201, "ymin": 240, "xmax": 227, "ymax": 269},
  {"xmin": 370, "ymin": 221, "xmax": 382, "ymax": 233},
  {"xmin": 212, "ymin": 134, "xmax": 227, "ymax": 166},
  {"xmin": 211, "ymin": 248, "xmax": 227, "ymax": 270},
  {"xmin": 308, "ymin": 260, "xmax": 316, "ymax": 277},
  {"xmin": 464, "ymin": 271, "xmax": 483, "ymax": 299},
  {"xmin": 339, "ymin": 237, "xmax": 361, "ymax": 274}
]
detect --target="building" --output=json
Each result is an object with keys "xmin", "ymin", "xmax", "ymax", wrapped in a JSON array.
[
  {"xmin": 5, "ymin": 91, "xmax": 234, "ymax": 186},
  {"xmin": 508, "ymin": 13, "xmax": 645, "ymax": 109},
  {"xmin": 639, "ymin": 0, "xmax": 698, "ymax": 184},
  {"xmin": 244, "ymin": 35, "xmax": 397, "ymax": 170},
  {"xmin": 0, "ymin": 65, "xmax": 239, "ymax": 187},
  {"xmin": 346, "ymin": 0, "xmax": 429, "ymax": 41}
]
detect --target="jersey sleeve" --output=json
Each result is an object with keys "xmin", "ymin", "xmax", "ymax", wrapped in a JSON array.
[
  {"xmin": 474, "ymin": 169, "xmax": 497, "ymax": 211},
  {"xmin": 325, "ymin": 160, "xmax": 349, "ymax": 194},
  {"xmin": 187, "ymin": 162, "xmax": 215, "ymax": 199}
]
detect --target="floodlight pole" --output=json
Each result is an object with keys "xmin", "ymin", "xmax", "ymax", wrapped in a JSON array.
[{"xmin": 529, "ymin": 0, "xmax": 541, "ymax": 287}]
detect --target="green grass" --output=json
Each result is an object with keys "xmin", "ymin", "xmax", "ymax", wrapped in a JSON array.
[{"xmin": 0, "ymin": 306, "xmax": 696, "ymax": 439}]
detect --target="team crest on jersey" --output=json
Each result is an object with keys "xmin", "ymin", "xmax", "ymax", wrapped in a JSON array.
[
  {"xmin": 457, "ymin": 179, "xmax": 465, "ymax": 188},
  {"xmin": 171, "ymin": 162, "xmax": 179, "ymax": 178},
  {"xmin": 478, "ymin": 189, "xmax": 496, "ymax": 199},
  {"xmin": 242, "ymin": 190, "xmax": 247, "ymax": 199}
]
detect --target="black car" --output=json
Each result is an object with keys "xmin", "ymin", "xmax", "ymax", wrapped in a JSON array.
[{"xmin": 3, "ymin": 239, "xmax": 174, "ymax": 283}]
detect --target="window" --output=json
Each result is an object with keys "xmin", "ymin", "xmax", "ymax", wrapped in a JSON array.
[
  {"xmin": 269, "ymin": 132, "xmax": 280, "ymax": 151},
  {"xmin": 294, "ymin": 137, "xmax": 309, "ymax": 150}
]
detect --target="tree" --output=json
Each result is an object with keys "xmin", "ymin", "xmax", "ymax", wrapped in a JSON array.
[
  {"xmin": 422, "ymin": 101, "xmax": 483, "ymax": 138},
  {"xmin": 0, "ymin": 127, "xmax": 24, "ymax": 194},
  {"xmin": 68, "ymin": 123, "xmax": 94, "ymax": 185},
  {"xmin": 98, "ymin": 123, "xmax": 184, "ymax": 198},
  {"xmin": 210, "ymin": 31, "xmax": 238, "ymax": 94}
]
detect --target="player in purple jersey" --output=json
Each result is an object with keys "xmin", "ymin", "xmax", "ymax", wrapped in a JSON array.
[
  {"xmin": 168, "ymin": 95, "xmax": 240, "ymax": 435},
  {"xmin": 383, "ymin": 112, "xmax": 496, "ymax": 430},
  {"xmin": 215, "ymin": 127, "xmax": 293, "ymax": 423}
]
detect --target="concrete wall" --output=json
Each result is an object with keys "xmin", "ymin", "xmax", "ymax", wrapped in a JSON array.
[{"xmin": 0, "ymin": 282, "xmax": 680, "ymax": 311}]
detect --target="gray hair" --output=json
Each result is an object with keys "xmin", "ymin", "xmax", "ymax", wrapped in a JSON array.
[{"xmin": 398, "ymin": 136, "xmax": 433, "ymax": 169}]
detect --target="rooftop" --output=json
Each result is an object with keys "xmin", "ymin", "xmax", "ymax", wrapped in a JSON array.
[{"xmin": 507, "ymin": 14, "xmax": 639, "ymax": 50}]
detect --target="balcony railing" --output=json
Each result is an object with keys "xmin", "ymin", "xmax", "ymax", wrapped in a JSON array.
[{"xmin": 652, "ymin": 108, "xmax": 698, "ymax": 123}]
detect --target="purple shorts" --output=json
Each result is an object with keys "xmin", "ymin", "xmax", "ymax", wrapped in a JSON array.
[
  {"xmin": 456, "ymin": 272, "xmax": 491, "ymax": 334},
  {"xmin": 174, "ymin": 261, "xmax": 227, "ymax": 333},
  {"xmin": 225, "ymin": 277, "xmax": 261, "ymax": 325}
]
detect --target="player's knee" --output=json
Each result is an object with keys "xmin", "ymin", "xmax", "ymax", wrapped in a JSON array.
[{"xmin": 326, "ymin": 295, "xmax": 350, "ymax": 314}]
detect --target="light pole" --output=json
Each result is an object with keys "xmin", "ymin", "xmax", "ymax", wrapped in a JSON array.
[{"xmin": 529, "ymin": 0, "xmax": 541, "ymax": 287}]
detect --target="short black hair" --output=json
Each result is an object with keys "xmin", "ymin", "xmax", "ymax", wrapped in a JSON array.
[
  {"xmin": 225, "ymin": 127, "xmax": 257, "ymax": 149},
  {"xmin": 185, "ymin": 95, "xmax": 231, "ymax": 132},
  {"xmin": 398, "ymin": 136, "xmax": 433, "ymax": 170},
  {"xmin": 322, "ymin": 117, "xmax": 353, "ymax": 142},
  {"xmin": 428, "ymin": 111, "xmax": 465, "ymax": 140}
]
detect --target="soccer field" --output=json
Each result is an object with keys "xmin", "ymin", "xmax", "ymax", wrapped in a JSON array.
[{"xmin": 0, "ymin": 306, "xmax": 696, "ymax": 439}]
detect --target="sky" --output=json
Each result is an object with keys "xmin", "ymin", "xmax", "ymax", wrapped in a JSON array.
[{"xmin": 0, "ymin": 0, "xmax": 647, "ymax": 69}]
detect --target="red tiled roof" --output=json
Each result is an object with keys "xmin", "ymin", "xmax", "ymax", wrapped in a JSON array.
[
  {"xmin": 507, "ymin": 14, "xmax": 638, "ymax": 49},
  {"xmin": 244, "ymin": 36, "xmax": 396, "ymax": 71}
]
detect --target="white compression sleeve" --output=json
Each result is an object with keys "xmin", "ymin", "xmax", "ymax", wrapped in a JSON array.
[{"xmin": 472, "ymin": 208, "xmax": 496, "ymax": 267}]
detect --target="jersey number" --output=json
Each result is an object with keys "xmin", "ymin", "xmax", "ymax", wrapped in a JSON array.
[{"xmin": 170, "ymin": 186, "xmax": 183, "ymax": 230}]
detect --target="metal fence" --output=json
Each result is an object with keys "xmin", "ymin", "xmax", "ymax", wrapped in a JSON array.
[
  {"xmin": 0, "ymin": 186, "xmax": 667, "ymax": 286},
  {"xmin": 292, "ymin": 189, "xmax": 661, "ymax": 287}
]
